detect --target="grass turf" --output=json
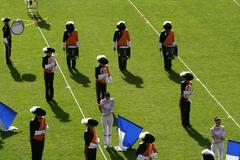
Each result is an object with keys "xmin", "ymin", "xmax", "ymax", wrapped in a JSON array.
[{"xmin": 0, "ymin": 0, "xmax": 240, "ymax": 159}]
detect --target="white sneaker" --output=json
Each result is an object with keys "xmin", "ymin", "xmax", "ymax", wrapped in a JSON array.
[{"xmin": 104, "ymin": 145, "xmax": 108, "ymax": 149}]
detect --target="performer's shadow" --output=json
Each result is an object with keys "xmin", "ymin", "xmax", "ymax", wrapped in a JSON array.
[
  {"xmin": 0, "ymin": 130, "xmax": 21, "ymax": 149},
  {"xmin": 166, "ymin": 69, "xmax": 183, "ymax": 84},
  {"xmin": 22, "ymin": 73, "xmax": 36, "ymax": 82},
  {"xmin": 106, "ymin": 147, "xmax": 125, "ymax": 160},
  {"xmin": 47, "ymin": 100, "xmax": 70, "ymax": 122},
  {"xmin": 184, "ymin": 126, "xmax": 211, "ymax": 148},
  {"xmin": 121, "ymin": 70, "xmax": 143, "ymax": 88},
  {"xmin": 69, "ymin": 69, "xmax": 91, "ymax": 87},
  {"xmin": 7, "ymin": 65, "xmax": 22, "ymax": 82},
  {"xmin": 28, "ymin": 12, "xmax": 51, "ymax": 30},
  {"xmin": 123, "ymin": 148, "xmax": 137, "ymax": 160},
  {"xmin": 113, "ymin": 115, "xmax": 118, "ymax": 127},
  {"xmin": 7, "ymin": 65, "xmax": 36, "ymax": 82},
  {"xmin": 0, "ymin": 139, "xmax": 3, "ymax": 149}
]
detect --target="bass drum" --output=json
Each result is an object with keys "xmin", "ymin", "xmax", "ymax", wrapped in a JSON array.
[{"xmin": 11, "ymin": 19, "xmax": 24, "ymax": 35}]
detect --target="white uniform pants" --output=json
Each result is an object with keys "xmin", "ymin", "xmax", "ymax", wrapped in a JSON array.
[
  {"xmin": 211, "ymin": 142, "xmax": 224, "ymax": 160},
  {"xmin": 102, "ymin": 115, "xmax": 114, "ymax": 146}
]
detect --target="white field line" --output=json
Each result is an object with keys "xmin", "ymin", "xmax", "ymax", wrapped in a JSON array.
[
  {"xmin": 233, "ymin": 0, "xmax": 240, "ymax": 7},
  {"xmin": 128, "ymin": 0, "xmax": 240, "ymax": 129},
  {"xmin": 24, "ymin": 1, "xmax": 108, "ymax": 159}
]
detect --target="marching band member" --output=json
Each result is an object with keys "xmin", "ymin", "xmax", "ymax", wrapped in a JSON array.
[
  {"xmin": 159, "ymin": 21, "xmax": 175, "ymax": 71},
  {"xmin": 113, "ymin": 20, "xmax": 131, "ymax": 71},
  {"xmin": 2, "ymin": 17, "xmax": 12, "ymax": 65},
  {"xmin": 29, "ymin": 106, "xmax": 48, "ymax": 160},
  {"xmin": 95, "ymin": 55, "xmax": 111, "ymax": 104},
  {"xmin": 136, "ymin": 132, "xmax": 159, "ymax": 160},
  {"xmin": 62, "ymin": 21, "xmax": 79, "ymax": 70},
  {"xmin": 82, "ymin": 118, "xmax": 100, "ymax": 160},
  {"xmin": 210, "ymin": 117, "xmax": 225, "ymax": 160},
  {"xmin": 179, "ymin": 71, "xmax": 194, "ymax": 127},
  {"xmin": 99, "ymin": 92, "xmax": 114, "ymax": 148},
  {"xmin": 202, "ymin": 148, "xmax": 215, "ymax": 160},
  {"xmin": 42, "ymin": 47, "xmax": 57, "ymax": 101}
]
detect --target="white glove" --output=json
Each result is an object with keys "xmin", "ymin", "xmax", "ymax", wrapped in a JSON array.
[
  {"xmin": 3, "ymin": 38, "xmax": 8, "ymax": 44},
  {"xmin": 136, "ymin": 155, "xmax": 149, "ymax": 160},
  {"xmin": 88, "ymin": 143, "xmax": 98, "ymax": 149},
  {"xmin": 76, "ymin": 41, "xmax": 80, "ymax": 47},
  {"xmin": 106, "ymin": 76, "xmax": 112, "ymax": 84},
  {"xmin": 150, "ymin": 153, "xmax": 159, "ymax": 158},
  {"xmin": 62, "ymin": 42, "xmax": 66, "ymax": 51},
  {"xmin": 159, "ymin": 43, "xmax": 162, "ymax": 49},
  {"xmin": 113, "ymin": 41, "xmax": 117, "ymax": 50},
  {"xmin": 96, "ymin": 137, "xmax": 100, "ymax": 145},
  {"xmin": 183, "ymin": 91, "xmax": 192, "ymax": 96},
  {"xmin": 128, "ymin": 41, "xmax": 131, "ymax": 48}
]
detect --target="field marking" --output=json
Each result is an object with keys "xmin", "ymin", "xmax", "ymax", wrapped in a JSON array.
[
  {"xmin": 23, "ymin": 1, "xmax": 108, "ymax": 159},
  {"xmin": 233, "ymin": 0, "xmax": 240, "ymax": 7},
  {"xmin": 128, "ymin": 0, "xmax": 240, "ymax": 129}
]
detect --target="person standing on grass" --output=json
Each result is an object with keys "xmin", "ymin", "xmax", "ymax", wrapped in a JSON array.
[
  {"xmin": 82, "ymin": 118, "xmax": 100, "ymax": 160},
  {"xmin": 29, "ymin": 106, "xmax": 48, "ymax": 160},
  {"xmin": 113, "ymin": 20, "xmax": 131, "ymax": 71},
  {"xmin": 62, "ymin": 21, "xmax": 79, "ymax": 70},
  {"xmin": 42, "ymin": 47, "xmax": 57, "ymax": 101},
  {"xmin": 2, "ymin": 17, "xmax": 13, "ymax": 65},
  {"xmin": 159, "ymin": 21, "xmax": 176, "ymax": 71},
  {"xmin": 210, "ymin": 117, "xmax": 225, "ymax": 160},
  {"xmin": 202, "ymin": 149, "xmax": 215, "ymax": 160},
  {"xmin": 99, "ymin": 92, "xmax": 114, "ymax": 148},
  {"xmin": 179, "ymin": 71, "xmax": 194, "ymax": 127},
  {"xmin": 136, "ymin": 132, "xmax": 159, "ymax": 160},
  {"xmin": 95, "ymin": 55, "xmax": 112, "ymax": 104}
]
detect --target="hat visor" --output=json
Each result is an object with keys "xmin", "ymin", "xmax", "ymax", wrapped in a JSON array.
[
  {"xmin": 184, "ymin": 73, "xmax": 194, "ymax": 81},
  {"xmin": 143, "ymin": 134, "xmax": 155, "ymax": 143},
  {"xmin": 34, "ymin": 108, "xmax": 46, "ymax": 116},
  {"xmin": 87, "ymin": 119, "xmax": 99, "ymax": 127}
]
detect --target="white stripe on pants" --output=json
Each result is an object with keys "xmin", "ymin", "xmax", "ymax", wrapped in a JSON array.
[
  {"xmin": 211, "ymin": 141, "xmax": 224, "ymax": 160},
  {"xmin": 102, "ymin": 115, "xmax": 114, "ymax": 146}
]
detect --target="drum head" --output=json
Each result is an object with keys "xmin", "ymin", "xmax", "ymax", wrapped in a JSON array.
[{"xmin": 11, "ymin": 20, "xmax": 24, "ymax": 35}]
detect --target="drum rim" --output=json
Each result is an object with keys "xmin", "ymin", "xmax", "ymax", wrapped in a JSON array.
[{"xmin": 10, "ymin": 20, "xmax": 25, "ymax": 35}]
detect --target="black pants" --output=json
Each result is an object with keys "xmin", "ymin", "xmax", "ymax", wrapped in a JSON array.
[
  {"xmin": 117, "ymin": 48, "xmax": 129, "ymax": 70},
  {"xmin": 179, "ymin": 99, "xmax": 191, "ymax": 126},
  {"xmin": 96, "ymin": 82, "xmax": 106, "ymax": 103},
  {"xmin": 31, "ymin": 139, "xmax": 44, "ymax": 160},
  {"xmin": 162, "ymin": 46, "xmax": 172, "ymax": 70},
  {"xmin": 84, "ymin": 146, "xmax": 97, "ymax": 160},
  {"xmin": 44, "ymin": 72, "xmax": 54, "ymax": 100},
  {"xmin": 4, "ymin": 40, "xmax": 12, "ymax": 63},
  {"xmin": 66, "ymin": 47, "xmax": 78, "ymax": 69}
]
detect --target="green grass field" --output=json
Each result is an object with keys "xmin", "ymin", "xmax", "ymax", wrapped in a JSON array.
[{"xmin": 1, "ymin": 0, "xmax": 240, "ymax": 159}]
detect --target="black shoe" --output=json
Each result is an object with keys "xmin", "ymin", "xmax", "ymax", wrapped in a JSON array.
[
  {"xmin": 183, "ymin": 124, "xmax": 192, "ymax": 127},
  {"xmin": 7, "ymin": 61, "xmax": 13, "ymax": 65},
  {"xmin": 46, "ymin": 97, "xmax": 52, "ymax": 101}
]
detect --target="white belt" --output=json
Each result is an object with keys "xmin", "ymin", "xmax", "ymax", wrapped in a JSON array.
[
  {"xmin": 119, "ymin": 46, "xmax": 129, "ymax": 49},
  {"xmin": 34, "ymin": 130, "xmax": 46, "ymax": 135},
  {"xmin": 67, "ymin": 45, "xmax": 78, "ymax": 48},
  {"xmin": 102, "ymin": 113, "xmax": 112, "ymax": 116}
]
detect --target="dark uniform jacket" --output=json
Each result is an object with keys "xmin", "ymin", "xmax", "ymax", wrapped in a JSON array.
[
  {"xmin": 84, "ymin": 128, "xmax": 94, "ymax": 147},
  {"xmin": 159, "ymin": 30, "xmax": 168, "ymax": 46},
  {"xmin": 2, "ymin": 24, "xmax": 11, "ymax": 41},
  {"xmin": 136, "ymin": 142, "xmax": 148, "ymax": 156},
  {"xmin": 30, "ymin": 117, "xmax": 41, "ymax": 140}
]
